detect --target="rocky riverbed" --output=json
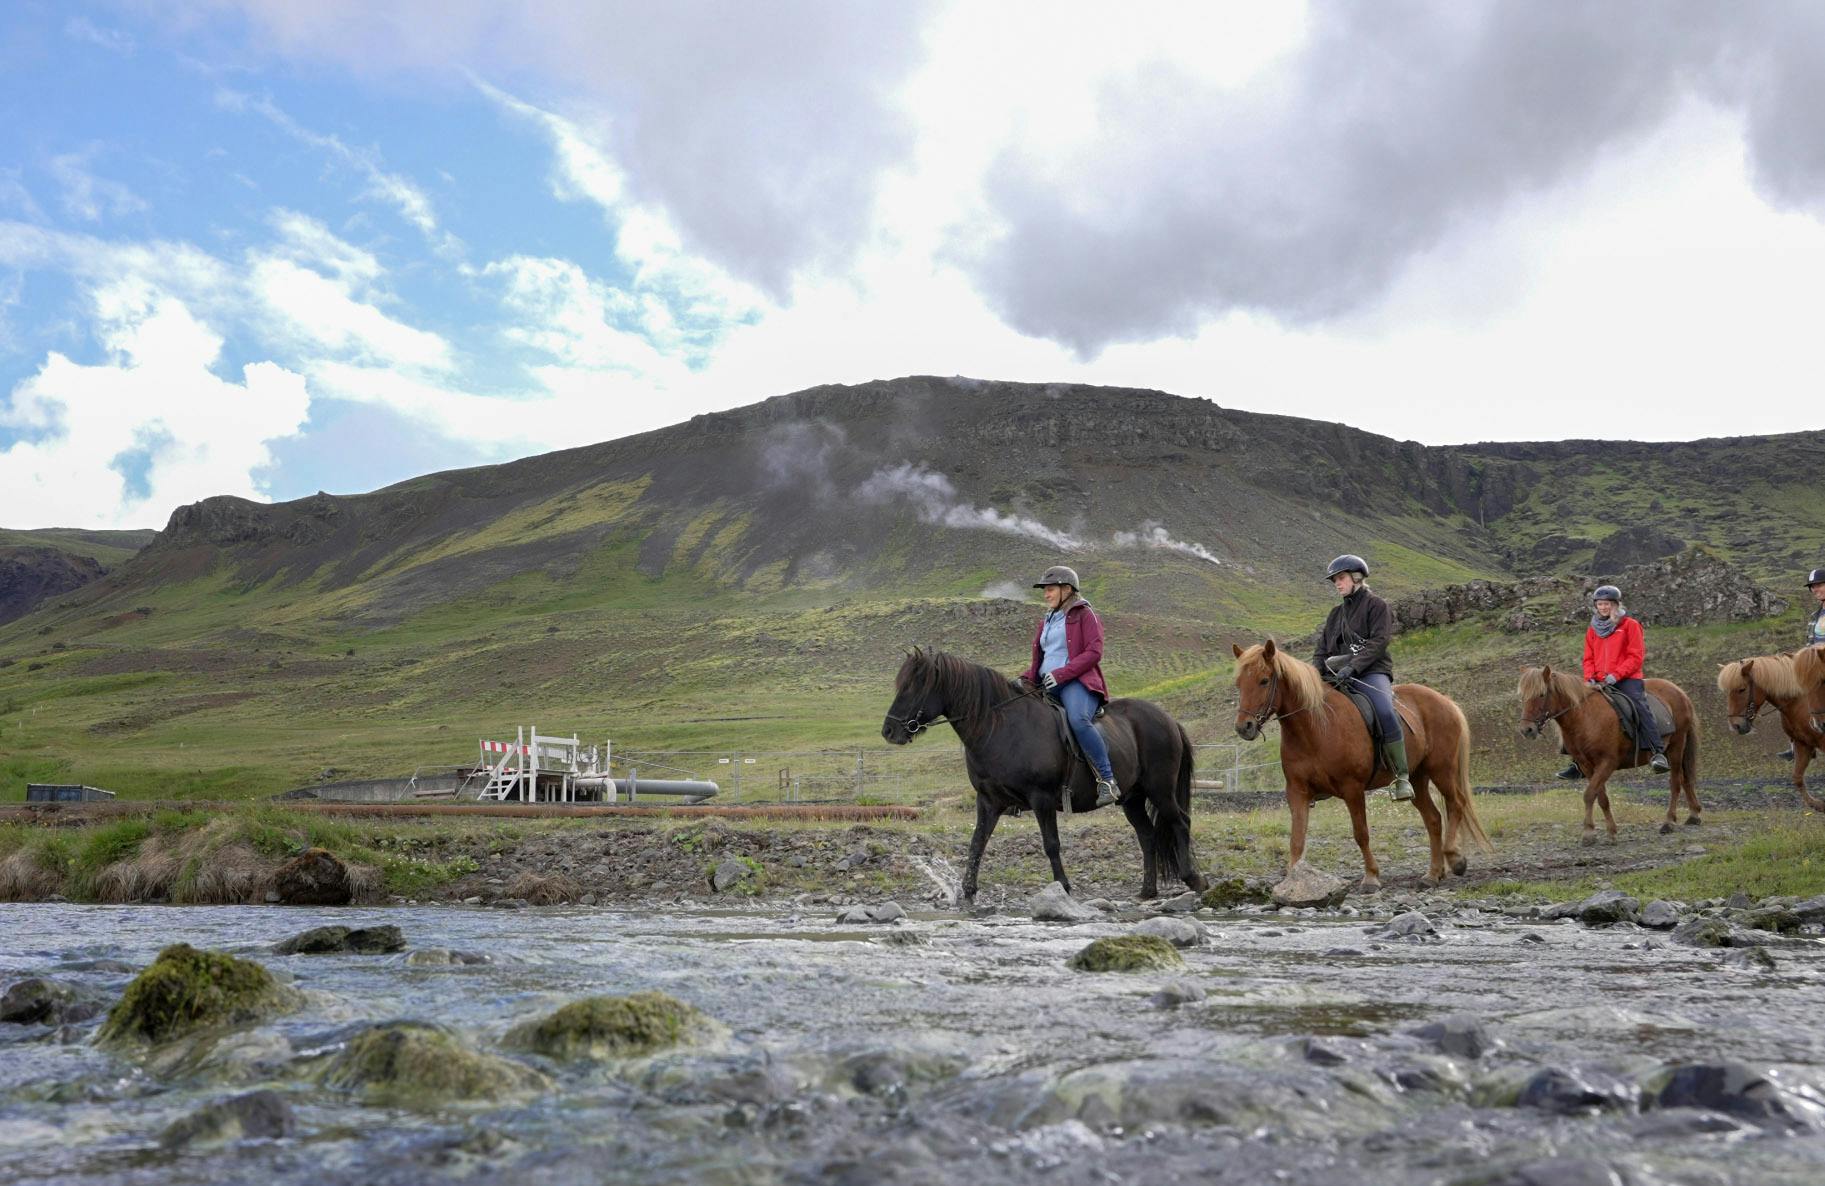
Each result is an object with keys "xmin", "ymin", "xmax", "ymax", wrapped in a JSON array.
[{"xmin": 3, "ymin": 888, "xmax": 1824, "ymax": 1186}]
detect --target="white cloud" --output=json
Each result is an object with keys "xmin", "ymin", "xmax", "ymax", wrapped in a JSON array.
[
  {"xmin": 48, "ymin": 148, "xmax": 148, "ymax": 223},
  {"xmin": 0, "ymin": 286, "xmax": 308, "ymax": 529},
  {"xmin": 250, "ymin": 256, "xmax": 452, "ymax": 373},
  {"xmin": 64, "ymin": 16, "xmax": 136, "ymax": 55}
]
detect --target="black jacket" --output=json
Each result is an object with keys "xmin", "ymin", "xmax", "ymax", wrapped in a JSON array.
[{"xmin": 1313, "ymin": 586, "xmax": 1394, "ymax": 678}]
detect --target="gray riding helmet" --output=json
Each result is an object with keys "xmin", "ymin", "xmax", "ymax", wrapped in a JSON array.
[
  {"xmin": 1033, "ymin": 565, "xmax": 1080, "ymax": 589},
  {"xmin": 1325, "ymin": 554, "xmax": 1368, "ymax": 581},
  {"xmin": 1593, "ymin": 584, "xmax": 1622, "ymax": 602}
]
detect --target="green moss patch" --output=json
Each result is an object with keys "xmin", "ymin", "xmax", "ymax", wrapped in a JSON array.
[
  {"xmin": 319, "ymin": 1021, "xmax": 550, "ymax": 1105},
  {"xmin": 97, "ymin": 944, "xmax": 299, "ymax": 1046},
  {"xmin": 1068, "ymin": 935, "xmax": 1185, "ymax": 973},
  {"xmin": 503, "ymin": 992, "xmax": 722, "ymax": 1061}
]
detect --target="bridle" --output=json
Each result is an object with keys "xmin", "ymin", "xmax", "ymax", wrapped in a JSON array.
[
  {"xmin": 1241, "ymin": 661, "xmax": 1324, "ymax": 732},
  {"xmin": 886, "ymin": 680, "xmax": 1029, "ymax": 737},
  {"xmin": 1521, "ymin": 683, "xmax": 1575, "ymax": 735},
  {"xmin": 1730, "ymin": 664, "xmax": 1779, "ymax": 732}
]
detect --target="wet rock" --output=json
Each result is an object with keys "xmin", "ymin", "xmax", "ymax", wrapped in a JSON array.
[
  {"xmin": 837, "ymin": 902, "xmax": 906, "ymax": 925},
  {"xmin": 1485, "ymin": 1156, "xmax": 1627, "ymax": 1186},
  {"xmin": 1199, "ymin": 876, "xmax": 1272, "ymax": 909},
  {"xmin": 98, "ymin": 944, "xmax": 300, "ymax": 1047},
  {"xmin": 1724, "ymin": 946, "xmax": 1777, "ymax": 971},
  {"xmin": 1148, "ymin": 979, "xmax": 1206, "ymax": 1008},
  {"xmin": 404, "ymin": 948, "xmax": 492, "ymax": 967},
  {"xmin": 1408, "ymin": 1014, "xmax": 1495, "ymax": 1060},
  {"xmin": 1647, "ymin": 1062, "xmax": 1825, "ymax": 1130},
  {"xmin": 504, "ymin": 992, "xmax": 724, "ymax": 1061},
  {"xmin": 1638, "ymin": 900, "xmax": 1681, "ymax": 929},
  {"xmin": 1790, "ymin": 893, "xmax": 1825, "ymax": 926},
  {"xmin": 1298, "ymin": 1036, "xmax": 1354, "ymax": 1066},
  {"xmin": 1, "ymin": 977, "xmax": 104, "ymax": 1026},
  {"xmin": 1324, "ymin": 947, "xmax": 1365, "ymax": 957},
  {"xmin": 348, "ymin": 925, "xmax": 406, "ymax": 953},
  {"xmin": 1726, "ymin": 891, "xmax": 1754, "ymax": 909},
  {"xmin": 272, "ymin": 848, "xmax": 351, "ymax": 906},
  {"xmin": 274, "ymin": 925, "xmax": 350, "ymax": 954},
  {"xmin": 1670, "ymin": 917, "xmax": 1754, "ymax": 948},
  {"xmin": 1068, "ymin": 936, "xmax": 1184, "ymax": 973},
  {"xmin": 159, "ymin": 1089, "xmax": 295, "ymax": 1148},
  {"xmin": 1029, "ymin": 882, "xmax": 1099, "ymax": 923},
  {"xmin": 53, "ymin": 958, "xmax": 136, "ymax": 974},
  {"xmin": 321, "ymin": 1021, "xmax": 549, "ymax": 1105},
  {"xmin": 1574, "ymin": 890, "xmax": 1638, "ymax": 925},
  {"xmin": 1517, "ymin": 932, "xmax": 1546, "ymax": 944},
  {"xmin": 1132, "ymin": 916, "xmax": 1207, "ymax": 948},
  {"xmin": 1270, "ymin": 862, "xmax": 1348, "ymax": 908},
  {"xmin": 875, "ymin": 930, "xmax": 924, "ymax": 948},
  {"xmin": 1377, "ymin": 910, "xmax": 1437, "ymax": 940},
  {"xmin": 1082, "ymin": 898, "xmax": 1119, "ymax": 913},
  {"xmin": 1740, "ymin": 905, "xmax": 1800, "ymax": 934},
  {"xmin": 1158, "ymin": 890, "xmax": 1202, "ymax": 914},
  {"xmin": 709, "ymin": 858, "xmax": 753, "ymax": 894},
  {"xmin": 1516, "ymin": 1066, "xmax": 1640, "ymax": 1115}
]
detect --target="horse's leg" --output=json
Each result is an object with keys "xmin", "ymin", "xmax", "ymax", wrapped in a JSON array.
[
  {"xmin": 1593, "ymin": 769, "xmax": 1619, "ymax": 844},
  {"xmin": 962, "ymin": 795, "xmax": 1004, "ymax": 905},
  {"xmin": 1286, "ymin": 783, "xmax": 1311, "ymax": 873},
  {"xmin": 1795, "ymin": 743, "xmax": 1823, "ymax": 813},
  {"xmin": 1659, "ymin": 735, "xmax": 1681, "ymax": 834},
  {"xmin": 1342, "ymin": 792, "xmax": 1381, "ymax": 894},
  {"xmin": 1035, "ymin": 807, "xmax": 1070, "ymax": 895},
  {"xmin": 1578, "ymin": 758, "xmax": 1614, "ymax": 845},
  {"xmin": 1680, "ymin": 729, "xmax": 1703, "ymax": 824},
  {"xmin": 1123, "ymin": 795, "xmax": 1159, "ymax": 900},
  {"xmin": 1412, "ymin": 782, "xmax": 1447, "ymax": 885}
]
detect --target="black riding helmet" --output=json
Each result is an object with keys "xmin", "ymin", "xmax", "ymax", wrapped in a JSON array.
[
  {"xmin": 1325, "ymin": 554, "xmax": 1369, "ymax": 581},
  {"xmin": 1808, "ymin": 568, "xmax": 1825, "ymax": 587}
]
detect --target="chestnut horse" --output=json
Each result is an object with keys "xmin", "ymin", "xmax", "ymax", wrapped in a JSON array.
[
  {"xmin": 1231, "ymin": 640, "xmax": 1491, "ymax": 892},
  {"xmin": 1518, "ymin": 666, "xmax": 1700, "ymax": 842},
  {"xmin": 1718, "ymin": 647, "xmax": 1825, "ymax": 812}
]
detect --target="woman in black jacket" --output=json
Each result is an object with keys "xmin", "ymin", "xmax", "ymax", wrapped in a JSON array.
[{"xmin": 1312, "ymin": 554, "xmax": 1413, "ymax": 800}]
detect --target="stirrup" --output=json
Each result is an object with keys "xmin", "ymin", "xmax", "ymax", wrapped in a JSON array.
[
  {"xmin": 1649, "ymin": 750, "xmax": 1670, "ymax": 772},
  {"xmin": 1388, "ymin": 776, "xmax": 1415, "ymax": 802},
  {"xmin": 1094, "ymin": 778, "xmax": 1120, "ymax": 808}
]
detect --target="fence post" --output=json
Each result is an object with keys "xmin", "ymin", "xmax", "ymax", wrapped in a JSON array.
[{"xmin": 855, "ymin": 751, "xmax": 864, "ymax": 799}]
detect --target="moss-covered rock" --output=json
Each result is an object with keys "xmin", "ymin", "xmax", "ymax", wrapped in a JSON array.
[
  {"xmin": 319, "ymin": 1021, "xmax": 550, "ymax": 1105},
  {"xmin": 1200, "ymin": 877, "xmax": 1272, "ymax": 909},
  {"xmin": 503, "ymin": 992, "xmax": 723, "ymax": 1061},
  {"xmin": 97, "ymin": 945, "xmax": 300, "ymax": 1047},
  {"xmin": 1068, "ymin": 935, "xmax": 1185, "ymax": 973}
]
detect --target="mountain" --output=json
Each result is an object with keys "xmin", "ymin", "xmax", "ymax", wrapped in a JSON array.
[
  {"xmin": 0, "ymin": 528, "xmax": 158, "ymax": 625},
  {"xmin": 0, "ymin": 377, "xmax": 1816, "ymax": 799}
]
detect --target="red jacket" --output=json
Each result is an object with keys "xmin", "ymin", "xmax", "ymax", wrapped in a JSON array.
[
  {"xmin": 1583, "ymin": 615, "xmax": 1645, "ymax": 682},
  {"xmin": 1022, "ymin": 599, "xmax": 1110, "ymax": 700}
]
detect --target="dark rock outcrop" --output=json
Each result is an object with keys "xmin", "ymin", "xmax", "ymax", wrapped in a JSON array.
[
  {"xmin": 272, "ymin": 848, "xmax": 351, "ymax": 906},
  {"xmin": 0, "ymin": 547, "xmax": 104, "ymax": 625}
]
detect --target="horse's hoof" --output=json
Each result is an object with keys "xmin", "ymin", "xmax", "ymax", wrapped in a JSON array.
[
  {"xmin": 1450, "ymin": 856, "xmax": 1468, "ymax": 877},
  {"xmin": 1658, "ymin": 821, "xmax": 1675, "ymax": 835},
  {"xmin": 1604, "ymin": 832, "xmax": 1618, "ymax": 846},
  {"xmin": 1354, "ymin": 877, "xmax": 1381, "ymax": 896},
  {"xmin": 1684, "ymin": 816, "xmax": 1702, "ymax": 827},
  {"xmin": 1185, "ymin": 873, "xmax": 1210, "ymax": 893},
  {"xmin": 1418, "ymin": 875, "xmax": 1441, "ymax": 889},
  {"xmin": 1579, "ymin": 831, "xmax": 1598, "ymax": 847}
]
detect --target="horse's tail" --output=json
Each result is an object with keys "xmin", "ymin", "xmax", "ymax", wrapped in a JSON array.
[
  {"xmin": 1149, "ymin": 721, "xmax": 1202, "ymax": 887},
  {"xmin": 1446, "ymin": 697, "xmax": 1495, "ymax": 854}
]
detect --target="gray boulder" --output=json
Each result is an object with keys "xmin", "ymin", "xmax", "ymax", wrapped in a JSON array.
[
  {"xmin": 0, "ymin": 977, "xmax": 104, "ymax": 1026},
  {"xmin": 160, "ymin": 1090, "xmax": 296, "ymax": 1148},
  {"xmin": 1574, "ymin": 890, "xmax": 1638, "ymax": 925},
  {"xmin": 1638, "ymin": 900, "xmax": 1681, "ymax": 929},
  {"xmin": 1270, "ymin": 862, "xmax": 1348, "ymax": 908},
  {"xmin": 1148, "ymin": 979, "xmax": 1207, "ymax": 1008},
  {"xmin": 709, "ymin": 858, "xmax": 753, "ymax": 893},
  {"xmin": 1516, "ymin": 1066, "xmax": 1640, "ymax": 1115},
  {"xmin": 1029, "ymin": 882, "xmax": 1099, "ymax": 923},
  {"xmin": 1408, "ymin": 1014, "xmax": 1495, "ymax": 1060},
  {"xmin": 836, "ymin": 901, "xmax": 907, "ymax": 925},
  {"xmin": 1378, "ymin": 911, "xmax": 1437, "ymax": 940},
  {"xmin": 1133, "ymin": 916, "xmax": 1208, "ymax": 948},
  {"xmin": 1648, "ymin": 1062, "xmax": 1825, "ymax": 1130},
  {"xmin": 1158, "ymin": 890, "xmax": 1203, "ymax": 914}
]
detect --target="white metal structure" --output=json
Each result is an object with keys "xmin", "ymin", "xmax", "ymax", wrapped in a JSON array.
[{"xmin": 475, "ymin": 726, "xmax": 602, "ymax": 802}]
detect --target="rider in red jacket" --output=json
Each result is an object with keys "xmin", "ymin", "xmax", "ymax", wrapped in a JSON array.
[{"xmin": 1580, "ymin": 584, "xmax": 1669, "ymax": 773}]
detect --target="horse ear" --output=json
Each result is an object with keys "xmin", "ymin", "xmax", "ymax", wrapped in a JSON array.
[
  {"xmin": 1231, "ymin": 643, "xmax": 1243, "ymax": 658},
  {"xmin": 1541, "ymin": 664, "xmax": 1552, "ymax": 678},
  {"xmin": 1263, "ymin": 638, "xmax": 1277, "ymax": 659}
]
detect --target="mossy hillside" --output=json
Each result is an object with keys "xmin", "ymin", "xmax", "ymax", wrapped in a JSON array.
[
  {"xmin": 1069, "ymin": 935, "xmax": 1185, "ymax": 973},
  {"xmin": 97, "ymin": 944, "xmax": 300, "ymax": 1046},
  {"xmin": 503, "ymin": 992, "xmax": 724, "ymax": 1061},
  {"xmin": 318, "ymin": 1021, "xmax": 551, "ymax": 1105}
]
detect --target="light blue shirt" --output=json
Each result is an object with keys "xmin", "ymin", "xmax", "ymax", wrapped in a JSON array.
[{"xmin": 1040, "ymin": 609, "xmax": 1069, "ymax": 676}]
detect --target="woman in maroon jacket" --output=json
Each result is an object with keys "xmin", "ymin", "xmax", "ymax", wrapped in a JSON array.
[
  {"xmin": 1019, "ymin": 565, "xmax": 1120, "ymax": 807},
  {"xmin": 1582, "ymin": 583, "xmax": 1670, "ymax": 773}
]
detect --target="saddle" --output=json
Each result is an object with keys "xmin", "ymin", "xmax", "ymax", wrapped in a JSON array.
[
  {"xmin": 1341, "ymin": 686, "xmax": 1419, "ymax": 780},
  {"xmin": 1044, "ymin": 694, "xmax": 1108, "ymax": 813},
  {"xmin": 1600, "ymin": 686, "xmax": 1673, "ymax": 755}
]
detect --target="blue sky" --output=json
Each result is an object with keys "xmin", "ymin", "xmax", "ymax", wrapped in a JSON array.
[{"xmin": 4, "ymin": 3, "xmax": 1825, "ymax": 529}]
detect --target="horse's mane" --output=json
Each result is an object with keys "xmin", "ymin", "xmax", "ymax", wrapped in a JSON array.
[
  {"xmin": 1517, "ymin": 666, "xmax": 1594, "ymax": 705},
  {"xmin": 1794, "ymin": 645, "xmax": 1825, "ymax": 692},
  {"xmin": 1235, "ymin": 643, "xmax": 1331, "ymax": 718},
  {"xmin": 897, "ymin": 646, "xmax": 1019, "ymax": 730},
  {"xmin": 1717, "ymin": 653, "xmax": 1804, "ymax": 700}
]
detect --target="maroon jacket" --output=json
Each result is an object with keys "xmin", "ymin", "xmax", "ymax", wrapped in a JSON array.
[{"xmin": 1021, "ymin": 598, "xmax": 1110, "ymax": 701}]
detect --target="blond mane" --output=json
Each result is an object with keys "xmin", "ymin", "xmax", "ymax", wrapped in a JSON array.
[
  {"xmin": 1717, "ymin": 653, "xmax": 1804, "ymax": 700},
  {"xmin": 1516, "ymin": 666, "xmax": 1594, "ymax": 706},
  {"xmin": 1795, "ymin": 645, "xmax": 1825, "ymax": 692},
  {"xmin": 1235, "ymin": 643, "xmax": 1332, "ymax": 718}
]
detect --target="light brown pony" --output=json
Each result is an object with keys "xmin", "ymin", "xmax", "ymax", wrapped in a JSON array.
[
  {"xmin": 1518, "ymin": 666, "xmax": 1700, "ymax": 842},
  {"xmin": 1231, "ymin": 640, "xmax": 1492, "ymax": 892},
  {"xmin": 1718, "ymin": 647, "xmax": 1825, "ymax": 812}
]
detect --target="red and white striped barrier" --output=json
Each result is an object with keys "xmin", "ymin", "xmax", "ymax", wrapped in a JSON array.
[{"xmin": 481, "ymin": 741, "xmax": 531, "ymax": 755}]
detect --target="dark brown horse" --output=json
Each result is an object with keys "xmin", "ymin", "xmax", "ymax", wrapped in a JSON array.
[
  {"xmin": 1718, "ymin": 648, "xmax": 1825, "ymax": 812},
  {"xmin": 1518, "ymin": 666, "xmax": 1700, "ymax": 841},
  {"xmin": 881, "ymin": 647, "xmax": 1207, "ymax": 904},
  {"xmin": 1231, "ymin": 640, "xmax": 1491, "ymax": 892}
]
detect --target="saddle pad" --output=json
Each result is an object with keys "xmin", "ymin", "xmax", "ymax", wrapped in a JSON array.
[{"xmin": 1601, "ymin": 688, "xmax": 1673, "ymax": 748}]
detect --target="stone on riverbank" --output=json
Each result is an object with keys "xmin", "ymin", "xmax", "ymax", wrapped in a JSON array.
[
  {"xmin": 1030, "ymin": 882, "xmax": 1099, "ymax": 923},
  {"xmin": 1574, "ymin": 890, "xmax": 1638, "ymax": 925},
  {"xmin": 1638, "ymin": 900, "xmax": 1681, "ymax": 929},
  {"xmin": 1270, "ymin": 863, "xmax": 1347, "ymax": 908},
  {"xmin": 1132, "ymin": 916, "xmax": 1207, "ymax": 948},
  {"xmin": 1199, "ymin": 876, "xmax": 1272, "ymax": 909},
  {"xmin": 98, "ymin": 945, "xmax": 300, "ymax": 1047},
  {"xmin": 272, "ymin": 848, "xmax": 351, "ymax": 906},
  {"xmin": 1068, "ymin": 936, "xmax": 1184, "ymax": 973},
  {"xmin": 160, "ymin": 1089, "xmax": 296, "ymax": 1148},
  {"xmin": 320, "ymin": 1021, "xmax": 549, "ymax": 1104},
  {"xmin": 1, "ymin": 977, "xmax": 105, "ymax": 1026},
  {"xmin": 503, "ymin": 992, "xmax": 723, "ymax": 1061},
  {"xmin": 275, "ymin": 925, "xmax": 405, "ymax": 955},
  {"xmin": 837, "ymin": 901, "xmax": 907, "ymax": 925}
]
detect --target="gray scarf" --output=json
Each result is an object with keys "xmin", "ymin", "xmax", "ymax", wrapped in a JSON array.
[{"xmin": 1590, "ymin": 607, "xmax": 1628, "ymax": 637}]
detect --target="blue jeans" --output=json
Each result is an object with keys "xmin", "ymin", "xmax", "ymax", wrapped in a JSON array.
[
  {"xmin": 1614, "ymin": 677, "xmax": 1664, "ymax": 751},
  {"xmin": 1347, "ymin": 672, "xmax": 1403, "ymax": 742},
  {"xmin": 1053, "ymin": 679, "xmax": 1115, "ymax": 782}
]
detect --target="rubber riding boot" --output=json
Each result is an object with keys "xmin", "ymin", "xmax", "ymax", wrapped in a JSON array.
[
  {"xmin": 1779, "ymin": 746, "xmax": 1796, "ymax": 762},
  {"xmin": 1382, "ymin": 740, "xmax": 1415, "ymax": 801},
  {"xmin": 1555, "ymin": 763, "xmax": 1584, "ymax": 780},
  {"xmin": 1093, "ymin": 777, "xmax": 1120, "ymax": 809},
  {"xmin": 1649, "ymin": 748, "xmax": 1671, "ymax": 773}
]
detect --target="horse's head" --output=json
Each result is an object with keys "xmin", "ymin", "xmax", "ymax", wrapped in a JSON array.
[
  {"xmin": 1517, "ymin": 665, "xmax": 1559, "ymax": 740},
  {"xmin": 882, "ymin": 647, "xmax": 947, "ymax": 745},
  {"xmin": 1717, "ymin": 658, "xmax": 1760, "ymax": 735},
  {"xmin": 1232, "ymin": 640, "xmax": 1279, "ymax": 741}
]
